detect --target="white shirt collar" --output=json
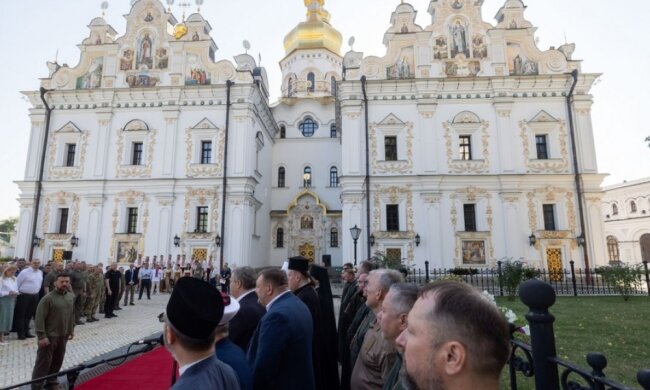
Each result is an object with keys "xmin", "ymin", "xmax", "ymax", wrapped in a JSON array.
[
  {"xmin": 265, "ymin": 290, "xmax": 290, "ymax": 311},
  {"xmin": 178, "ymin": 355, "xmax": 212, "ymax": 377},
  {"xmin": 236, "ymin": 289, "xmax": 255, "ymax": 302}
]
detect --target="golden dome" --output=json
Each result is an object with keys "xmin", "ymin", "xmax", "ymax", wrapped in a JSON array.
[{"xmin": 283, "ymin": 0, "xmax": 342, "ymax": 56}]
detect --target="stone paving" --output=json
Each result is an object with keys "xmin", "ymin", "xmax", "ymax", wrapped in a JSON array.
[{"xmin": 0, "ymin": 292, "xmax": 170, "ymax": 389}]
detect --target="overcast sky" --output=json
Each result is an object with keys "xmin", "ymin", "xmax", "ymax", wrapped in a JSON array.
[{"xmin": 1, "ymin": 0, "xmax": 648, "ymax": 221}]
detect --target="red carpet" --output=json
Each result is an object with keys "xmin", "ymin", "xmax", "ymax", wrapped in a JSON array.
[{"xmin": 77, "ymin": 346, "xmax": 176, "ymax": 390}]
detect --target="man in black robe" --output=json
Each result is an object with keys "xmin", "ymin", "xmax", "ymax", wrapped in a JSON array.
[
  {"xmin": 310, "ymin": 264, "xmax": 340, "ymax": 390},
  {"xmin": 287, "ymin": 256, "xmax": 324, "ymax": 390}
]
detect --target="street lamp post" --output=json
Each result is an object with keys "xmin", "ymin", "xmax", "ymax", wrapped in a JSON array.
[{"xmin": 350, "ymin": 224, "xmax": 362, "ymax": 266}]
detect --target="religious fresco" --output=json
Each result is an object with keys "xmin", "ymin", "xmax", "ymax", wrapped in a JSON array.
[
  {"xmin": 76, "ymin": 57, "xmax": 103, "ymax": 90},
  {"xmin": 449, "ymin": 20, "xmax": 469, "ymax": 58},
  {"xmin": 386, "ymin": 47, "xmax": 415, "ymax": 79},
  {"xmin": 136, "ymin": 32, "xmax": 154, "ymax": 69},
  {"xmin": 451, "ymin": 0, "xmax": 463, "ymax": 10},
  {"xmin": 300, "ymin": 215, "xmax": 314, "ymax": 230},
  {"xmin": 126, "ymin": 69, "xmax": 160, "ymax": 88},
  {"xmin": 433, "ymin": 36, "xmax": 448, "ymax": 60},
  {"xmin": 445, "ymin": 59, "xmax": 480, "ymax": 77},
  {"xmin": 185, "ymin": 54, "xmax": 211, "ymax": 85},
  {"xmin": 156, "ymin": 48, "xmax": 169, "ymax": 69},
  {"xmin": 508, "ymin": 43, "xmax": 538, "ymax": 76},
  {"xmin": 472, "ymin": 35, "xmax": 488, "ymax": 59},
  {"xmin": 461, "ymin": 240, "xmax": 486, "ymax": 265},
  {"xmin": 120, "ymin": 49, "xmax": 134, "ymax": 71},
  {"xmin": 117, "ymin": 241, "xmax": 139, "ymax": 263}
]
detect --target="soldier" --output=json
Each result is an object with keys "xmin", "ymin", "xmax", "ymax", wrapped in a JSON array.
[
  {"xmin": 43, "ymin": 262, "xmax": 63, "ymax": 294},
  {"xmin": 84, "ymin": 266, "xmax": 100, "ymax": 322},
  {"xmin": 99, "ymin": 265, "xmax": 108, "ymax": 314},
  {"xmin": 90, "ymin": 265, "xmax": 104, "ymax": 319},
  {"xmin": 70, "ymin": 262, "xmax": 87, "ymax": 325}
]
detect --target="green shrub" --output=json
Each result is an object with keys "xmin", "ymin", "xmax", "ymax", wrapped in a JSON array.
[
  {"xmin": 498, "ymin": 260, "xmax": 538, "ymax": 300},
  {"xmin": 596, "ymin": 263, "xmax": 644, "ymax": 301},
  {"xmin": 450, "ymin": 267, "xmax": 479, "ymax": 276}
]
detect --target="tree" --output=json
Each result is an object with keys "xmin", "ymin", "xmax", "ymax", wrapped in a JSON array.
[{"xmin": 0, "ymin": 217, "xmax": 18, "ymax": 243}]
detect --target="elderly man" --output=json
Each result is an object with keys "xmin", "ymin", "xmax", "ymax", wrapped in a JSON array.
[
  {"xmin": 163, "ymin": 277, "xmax": 240, "ymax": 389},
  {"xmin": 341, "ymin": 271, "xmax": 369, "ymax": 390},
  {"xmin": 228, "ymin": 266, "xmax": 265, "ymax": 351},
  {"xmin": 378, "ymin": 283, "xmax": 419, "ymax": 390},
  {"xmin": 396, "ymin": 281, "xmax": 510, "ymax": 390},
  {"xmin": 350, "ymin": 269, "xmax": 403, "ymax": 390},
  {"xmin": 15, "ymin": 259, "xmax": 43, "ymax": 340},
  {"xmin": 31, "ymin": 271, "xmax": 75, "ymax": 390},
  {"xmin": 247, "ymin": 269, "xmax": 315, "ymax": 390}
]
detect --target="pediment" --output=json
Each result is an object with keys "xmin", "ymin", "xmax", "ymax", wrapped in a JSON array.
[
  {"xmin": 55, "ymin": 122, "xmax": 83, "ymax": 134},
  {"xmin": 378, "ymin": 114, "xmax": 405, "ymax": 126},
  {"xmin": 192, "ymin": 118, "xmax": 219, "ymax": 130},
  {"xmin": 529, "ymin": 110, "xmax": 559, "ymax": 123},
  {"xmin": 123, "ymin": 119, "xmax": 150, "ymax": 131},
  {"xmin": 452, "ymin": 111, "xmax": 481, "ymax": 124}
]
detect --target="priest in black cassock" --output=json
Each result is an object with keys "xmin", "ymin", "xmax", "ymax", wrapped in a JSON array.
[
  {"xmin": 287, "ymin": 256, "xmax": 325, "ymax": 390},
  {"xmin": 310, "ymin": 264, "xmax": 341, "ymax": 390}
]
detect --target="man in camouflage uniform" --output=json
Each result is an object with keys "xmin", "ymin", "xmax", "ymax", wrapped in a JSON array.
[
  {"xmin": 70, "ymin": 262, "xmax": 88, "ymax": 325},
  {"xmin": 99, "ymin": 264, "xmax": 107, "ymax": 314},
  {"xmin": 84, "ymin": 266, "xmax": 101, "ymax": 322}
]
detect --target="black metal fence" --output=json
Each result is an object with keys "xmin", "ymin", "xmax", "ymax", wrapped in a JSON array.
[
  {"xmin": 402, "ymin": 260, "xmax": 650, "ymax": 297},
  {"xmin": 509, "ymin": 279, "xmax": 650, "ymax": 390}
]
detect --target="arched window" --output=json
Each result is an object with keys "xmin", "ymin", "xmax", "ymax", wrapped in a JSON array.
[
  {"xmin": 307, "ymin": 72, "xmax": 315, "ymax": 93},
  {"xmin": 330, "ymin": 228, "xmax": 339, "ymax": 247},
  {"xmin": 607, "ymin": 236, "xmax": 620, "ymax": 262},
  {"xmin": 329, "ymin": 166, "xmax": 338, "ymax": 187},
  {"xmin": 277, "ymin": 228, "xmax": 284, "ymax": 248},
  {"xmin": 278, "ymin": 167, "xmax": 286, "ymax": 188},
  {"xmin": 299, "ymin": 117, "xmax": 318, "ymax": 137},
  {"xmin": 612, "ymin": 204, "xmax": 618, "ymax": 216},
  {"xmin": 331, "ymin": 76, "xmax": 337, "ymax": 97},
  {"xmin": 330, "ymin": 123, "xmax": 337, "ymax": 138},
  {"xmin": 287, "ymin": 77, "xmax": 293, "ymax": 97},
  {"xmin": 303, "ymin": 166, "xmax": 312, "ymax": 188},
  {"xmin": 280, "ymin": 125, "xmax": 286, "ymax": 139},
  {"xmin": 631, "ymin": 201, "xmax": 638, "ymax": 213}
]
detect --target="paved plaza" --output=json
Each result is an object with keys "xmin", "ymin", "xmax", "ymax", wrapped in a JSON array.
[{"xmin": 0, "ymin": 293, "xmax": 170, "ymax": 389}]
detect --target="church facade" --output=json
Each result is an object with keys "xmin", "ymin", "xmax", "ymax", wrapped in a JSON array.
[{"xmin": 15, "ymin": 0, "xmax": 607, "ymax": 272}]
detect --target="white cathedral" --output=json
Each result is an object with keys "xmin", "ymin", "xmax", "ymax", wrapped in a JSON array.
[{"xmin": 15, "ymin": 0, "xmax": 608, "ymax": 273}]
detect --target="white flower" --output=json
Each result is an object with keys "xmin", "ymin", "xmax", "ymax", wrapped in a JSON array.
[
  {"xmin": 481, "ymin": 290, "xmax": 497, "ymax": 306},
  {"xmin": 505, "ymin": 309, "xmax": 517, "ymax": 323},
  {"xmin": 518, "ymin": 325, "xmax": 530, "ymax": 336}
]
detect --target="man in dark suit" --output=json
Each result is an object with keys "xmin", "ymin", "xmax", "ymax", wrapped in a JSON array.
[
  {"xmin": 229, "ymin": 266, "xmax": 265, "ymax": 351},
  {"xmin": 123, "ymin": 264, "xmax": 139, "ymax": 306},
  {"xmin": 247, "ymin": 269, "xmax": 315, "ymax": 390},
  {"xmin": 163, "ymin": 277, "xmax": 240, "ymax": 390}
]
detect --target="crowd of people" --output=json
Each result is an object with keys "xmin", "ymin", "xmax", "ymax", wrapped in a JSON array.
[{"xmin": 1, "ymin": 255, "xmax": 512, "ymax": 390}]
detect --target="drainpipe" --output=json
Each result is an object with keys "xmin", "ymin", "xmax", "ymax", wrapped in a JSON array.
[
  {"xmin": 566, "ymin": 69, "xmax": 591, "ymax": 278},
  {"xmin": 219, "ymin": 80, "xmax": 233, "ymax": 269},
  {"xmin": 361, "ymin": 76, "xmax": 371, "ymax": 260},
  {"xmin": 29, "ymin": 87, "xmax": 53, "ymax": 261}
]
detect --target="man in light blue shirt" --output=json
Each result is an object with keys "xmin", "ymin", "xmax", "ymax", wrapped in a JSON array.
[{"xmin": 138, "ymin": 263, "xmax": 153, "ymax": 300}]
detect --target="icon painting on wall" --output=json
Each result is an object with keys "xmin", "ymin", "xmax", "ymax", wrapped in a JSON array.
[
  {"xmin": 461, "ymin": 240, "xmax": 486, "ymax": 265},
  {"xmin": 508, "ymin": 43, "xmax": 538, "ymax": 76},
  {"xmin": 76, "ymin": 57, "xmax": 103, "ymax": 90},
  {"xmin": 450, "ymin": 20, "xmax": 469, "ymax": 58},
  {"xmin": 185, "ymin": 54, "xmax": 212, "ymax": 85},
  {"xmin": 136, "ymin": 32, "xmax": 154, "ymax": 70},
  {"xmin": 387, "ymin": 47, "xmax": 415, "ymax": 79}
]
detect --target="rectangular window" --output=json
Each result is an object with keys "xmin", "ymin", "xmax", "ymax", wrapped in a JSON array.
[
  {"xmin": 385, "ymin": 136, "xmax": 398, "ymax": 161},
  {"xmin": 330, "ymin": 169, "xmax": 339, "ymax": 187},
  {"xmin": 65, "ymin": 144, "xmax": 76, "ymax": 167},
  {"xmin": 201, "ymin": 141, "xmax": 212, "ymax": 164},
  {"xmin": 58, "ymin": 208, "xmax": 69, "ymax": 234},
  {"xmin": 536, "ymin": 135, "xmax": 549, "ymax": 159},
  {"xmin": 127, "ymin": 207, "xmax": 138, "ymax": 234},
  {"xmin": 330, "ymin": 229, "xmax": 339, "ymax": 247},
  {"xmin": 463, "ymin": 204, "xmax": 476, "ymax": 232},
  {"xmin": 131, "ymin": 142, "xmax": 143, "ymax": 166},
  {"xmin": 196, "ymin": 206, "xmax": 209, "ymax": 233},
  {"xmin": 543, "ymin": 204, "xmax": 556, "ymax": 231},
  {"xmin": 459, "ymin": 136, "xmax": 472, "ymax": 160},
  {"xmin": 386, "ymin": 204, "xmax": 399, "ymax": 231},
  {"xmin": 330, "ymin": 124, "xmax": 337, "ymax": 138}
]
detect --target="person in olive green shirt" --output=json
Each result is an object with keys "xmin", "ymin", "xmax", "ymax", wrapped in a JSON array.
[{"xmin": 32, "ymin": 272, "xmax": 75, "ymax": 390}]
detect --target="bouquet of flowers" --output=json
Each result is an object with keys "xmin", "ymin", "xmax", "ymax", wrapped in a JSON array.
[{"xmin": 481, "ymin": 290, "xmax": 530, "ymax": 336}]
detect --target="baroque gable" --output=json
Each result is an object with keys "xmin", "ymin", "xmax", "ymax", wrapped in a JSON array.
[{"xmin": 347, "ymin": 0, "xmax": 581, "ymax": 80}]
